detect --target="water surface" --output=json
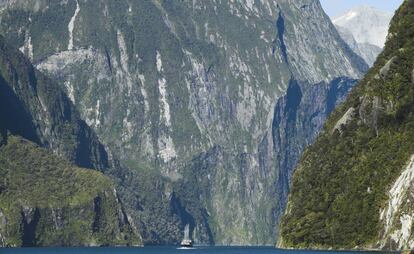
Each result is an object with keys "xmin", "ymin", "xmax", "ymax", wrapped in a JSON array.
[{"xmin": 0, "ymin": 246, "xmax": 386, "ymax": 254}]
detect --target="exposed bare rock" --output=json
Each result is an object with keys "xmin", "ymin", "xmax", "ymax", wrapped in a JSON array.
[
  {"xmin": 380, "ymin": 56, "xmax": 398, "ymax": 78},
  {"xmin": 333, "ymin": 107, "xmax": 356, "ymax": 134}
]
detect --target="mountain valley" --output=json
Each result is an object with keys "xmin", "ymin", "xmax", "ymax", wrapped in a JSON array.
[{"xmin": 0, "ymin": 0, "xmax": 403, "ymax": 248}]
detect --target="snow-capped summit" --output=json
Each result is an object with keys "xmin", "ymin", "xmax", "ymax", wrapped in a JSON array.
[
  {"xmin": 332, "ymin": 5, "xmax": 393, "ymax": 48},
  {"xmin": 332, "ymin": 5, "xmax": 393, "ymax": 66}
]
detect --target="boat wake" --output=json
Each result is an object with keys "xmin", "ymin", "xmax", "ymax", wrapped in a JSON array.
[{"xmin": 177, "ymin": 247, "xmax": 196, "ymax": 250}]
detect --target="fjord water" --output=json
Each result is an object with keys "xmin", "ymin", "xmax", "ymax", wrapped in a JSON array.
[{"xmin": 0, "ymin": 247, "xmax": 383, "ymax": 254}]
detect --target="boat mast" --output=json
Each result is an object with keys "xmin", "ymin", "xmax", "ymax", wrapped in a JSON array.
[{"xmin": 184, "ymin": 224, "xmax": 190, "ymax": 240}]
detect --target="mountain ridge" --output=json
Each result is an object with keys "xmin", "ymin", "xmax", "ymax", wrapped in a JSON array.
[{"xmin": 332, "ymin": 5, "xmax": 393, "ymax": 67}]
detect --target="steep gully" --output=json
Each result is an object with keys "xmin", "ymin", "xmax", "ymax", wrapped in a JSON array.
[{"xmin": 272, "ymin": 10, "xmax": 360, "ymax": 222}]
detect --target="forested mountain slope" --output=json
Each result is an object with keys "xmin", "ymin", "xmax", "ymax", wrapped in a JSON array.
[{"xmin": 280, "ymin": 0, "xmax": 414, "ymax": 250}]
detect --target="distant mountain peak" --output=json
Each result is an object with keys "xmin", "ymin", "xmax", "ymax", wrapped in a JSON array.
[
  {"xmin": 332, "ymin": 4, "xmax": 391, "ymax": 21},
  {"xmin": 332, "ymin": 5, "xmax": 393, "ymax": 48}
]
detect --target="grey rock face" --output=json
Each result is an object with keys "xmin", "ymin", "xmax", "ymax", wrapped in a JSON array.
[
  {"xmin": 380, "ymin": 56, "xmax": 398, "ymax": 78},
  {"xmin": 0, "ymin": 0, "xmax": 367, "ymax": 245},
  {"xmin": 333, "ymin": 107, "xmax": 356, "ymax": 134}
]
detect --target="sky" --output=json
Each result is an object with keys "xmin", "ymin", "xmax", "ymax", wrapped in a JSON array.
[{"xmin": 320, "ymin": 0, "xmax": 404, "ymax": 17}]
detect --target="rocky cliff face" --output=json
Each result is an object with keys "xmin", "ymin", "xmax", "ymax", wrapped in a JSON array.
[
  {"xmin": 280, "ymin": 0, "xmax": 414, "ymax": 250},
  {"xmin": 0, "ymin": 37, "xmax": 141, "ymax": 247},
  {"xmin": 0, "ymin": 35, "xmax": 109, "ymax": 171},
  {"xmin": 0, "ymin": 0, "xmax": 367, "ymax": 245}
]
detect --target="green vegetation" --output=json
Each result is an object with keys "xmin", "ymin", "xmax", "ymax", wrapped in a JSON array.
[
  {"xmin": 280, "ymin": 0, "xmax": 414, "ymax": 249},
  {"xmin": 0, "ymin": 135, "xmax": 140, "ymax": 247}
]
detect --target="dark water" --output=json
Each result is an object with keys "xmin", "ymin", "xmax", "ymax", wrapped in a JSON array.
[{"xmin": 0, "ymin": 247, "xmax": 385, "ymax": 254}]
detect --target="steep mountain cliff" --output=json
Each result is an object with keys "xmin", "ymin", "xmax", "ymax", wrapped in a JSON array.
[
  {"xmin": 0, "ymin": 34, "xmax": 109, "ymax": 172},
  {"xmin": 0, "ymin": 36, "xmax": 141, "ymax": 246},
  {"xmin": 0, "ymin": 0, "xmax": 367, "ymax": 245},
  {"xmin": 280, "ymin": 0, "xmax": 414, "ymax": 250}
]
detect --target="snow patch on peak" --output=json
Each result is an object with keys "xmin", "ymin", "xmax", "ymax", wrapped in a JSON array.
[
  {"xmin": 68, "ymin": 0, "xmax": 80, "ymax": 51},
  {"xmin": 332, "ymin": 11, "xmax": 357, "ymax": 23},
  {"xmin": 332, "ymin": 5, "xmax": 392, "ymax": 48}
]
